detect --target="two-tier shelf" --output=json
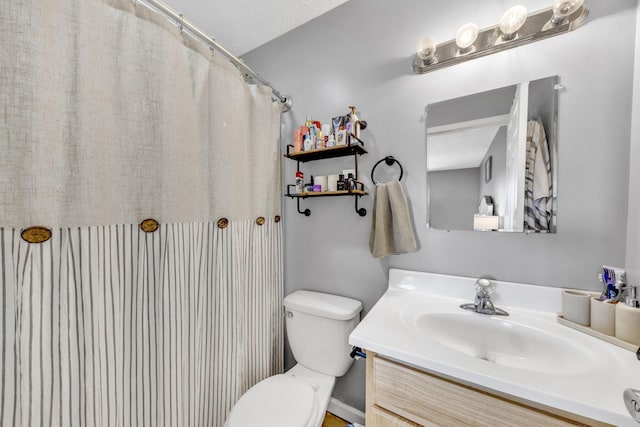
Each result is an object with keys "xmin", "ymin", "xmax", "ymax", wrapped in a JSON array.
[{"xmin": 285, "ymin": 135, "xmax": 368, "ymax": 217}]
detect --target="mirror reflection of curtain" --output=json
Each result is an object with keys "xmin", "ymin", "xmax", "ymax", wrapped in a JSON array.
[
  {"xmin": 0, "ymin": 0, "xmax": 282, "ymax": 425},
  {"xmin": 503, "ymin": 83, "xmax": 529, "ymax": 232},
  {"xmin": 524, "ymin": 118, "xmax": 552, "ymax": 231}
]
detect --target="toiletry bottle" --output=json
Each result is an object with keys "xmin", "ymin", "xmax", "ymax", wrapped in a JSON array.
[
  {"xmin": 321, "ymin": 124, "xmax": 331, "ymax": 138},
  {"xmin": 346, "ymin": 173, "xmax": 355, "ymax": 191},
  {"xmin": 303, "ymin": 134, "xmax": 312, "ymax": 152},
  {"xmin": 626, "ymin": 285, "xmax": 639, "ymax": 308},
  {"xmin": 317, "ymin": 130, "xmax": 324, "ymax": 149},
  {"xmin": 295, "ymin": 171, "xmax": 304, "ymax": 194},
  {"xmin": 347, "ymin": 105, "xmax": 361, "ymax": 145},
  {"xmin": 349, "ymin": 106, "xmax": 360, "ymax": 139},
  {"xmin": 310, "ymin": 125, "xmax": 317, "ymax": 149},
  {"xmin": 293, "ymin": 130, "xmax": 302, "ymax": 152},
  {"xmin": 331, "ymin": 116, "xmax": 344, "ymax": 136},
  {"xmin": 327, "ymin": 134, "xmax": 335, "ymax": 148},
  {"xmin": 300, "ymin": 126, "xmax": 309, "ymax": 150},
  {"xmin": 337, "ymin": 174, "xmax": 345, "ymax": 191}
]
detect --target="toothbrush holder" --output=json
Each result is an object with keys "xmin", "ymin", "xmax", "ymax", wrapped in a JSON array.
[
  {"xmin": 590, "ymin": 298, "xmax": 616, "ymax": 336},
  {"xmin": 561, "ymin": 290, "xmax": 592, "ymax": 326}
]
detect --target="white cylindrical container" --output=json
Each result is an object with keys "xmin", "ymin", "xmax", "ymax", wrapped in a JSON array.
[
  {"xmin": 561, "ymin": 290, "xmax": 591, "ymax": 326},
  {"xmin": 590, "ymin": 298, "xmax": 616, "ymax": 336},
  {"xmin": 615, "ymin": 303, "xmax": 640, "ymax": 346},
  {"xmin": 327, "ymin": 174, "xmax": 339, "ymax": 192}
]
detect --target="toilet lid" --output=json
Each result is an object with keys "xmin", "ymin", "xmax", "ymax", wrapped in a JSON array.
[{"xmin": 227, "ymin": 375, "xmax": 315, "ymax": 427}]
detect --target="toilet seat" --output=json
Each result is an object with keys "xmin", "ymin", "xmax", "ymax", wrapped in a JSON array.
[{"xmin": 226, "ymin": 374, "xmax": 317, "ymax": 427}]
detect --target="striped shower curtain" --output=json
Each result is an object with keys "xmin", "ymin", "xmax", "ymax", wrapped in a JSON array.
[
  {"xmin": 0, "ymin": 0, "xmax": 283, "ymax": 426},
  {"xmin": 0, "ymin": 222, "xmax": 282, "ymax": 426}
]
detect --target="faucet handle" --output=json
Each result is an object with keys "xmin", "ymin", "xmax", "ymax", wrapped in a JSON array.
[{"xmin": 475, "ymin": 278, "xmax": 495, "ymax": 296}]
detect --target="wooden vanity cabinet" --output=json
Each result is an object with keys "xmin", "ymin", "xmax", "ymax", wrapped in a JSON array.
[{"xmin": 365, "ymin": 350, "xmax": 612, "ymax": 427}]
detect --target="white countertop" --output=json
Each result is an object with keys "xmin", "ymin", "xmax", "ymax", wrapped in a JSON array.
[{"xmin": 349, "ymin": 268, "xmax": 640, "ymax": 426}]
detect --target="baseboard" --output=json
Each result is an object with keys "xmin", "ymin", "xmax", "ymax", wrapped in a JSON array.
[{"xmin": 327, "ymin": 397, "xmax": 366, "ymax": 426}]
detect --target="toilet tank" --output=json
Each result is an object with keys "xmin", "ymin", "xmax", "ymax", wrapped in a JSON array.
[{"xmin": 284, "ymin": 290, "xmax": 362, "ymax": 377}]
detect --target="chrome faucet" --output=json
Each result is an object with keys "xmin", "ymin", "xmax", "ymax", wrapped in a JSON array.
[{"xmin": 460, "ymin": 278, "xmax": 509, "ymax": 316}]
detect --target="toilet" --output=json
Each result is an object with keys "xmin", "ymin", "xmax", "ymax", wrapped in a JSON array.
[{"xmin": 225, "ymin": 290, "xmax": 362, "ymax": 427}]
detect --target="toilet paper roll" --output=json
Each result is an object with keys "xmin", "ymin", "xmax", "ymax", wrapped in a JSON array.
[
  {"xmin": 327, "ymin": 174, "xmax": 339, "ymax": 192},
  {"xmin": 314, "ymin": 175, "xmax": 328, "ymax": 192}
]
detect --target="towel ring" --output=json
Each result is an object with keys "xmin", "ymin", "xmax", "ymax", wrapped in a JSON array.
[{"xmin": 371, "ymin": 156, "xmax": 403, "ymax": 183}]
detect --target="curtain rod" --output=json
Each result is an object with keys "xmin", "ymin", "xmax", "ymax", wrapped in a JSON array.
[{"xmin": 137, "ymin": 0, "xmax": 292, "ymax": 111}]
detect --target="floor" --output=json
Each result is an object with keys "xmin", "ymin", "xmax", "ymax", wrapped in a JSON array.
[{"xmin": 322, "ymin": 411, "xmax": 349, "ymax": 427}]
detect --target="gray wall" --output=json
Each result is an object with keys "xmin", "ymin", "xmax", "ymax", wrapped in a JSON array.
[
  {"xmin": 243, "ymin": 0, "xmax": 637, "ymax": 412},
  {"xmin": 479, "ymin": 127, "xmax": 507, "ymax": 217},
  {"xmin": 429, "ymin": 167, "xmax": 480, "ymax": 230}
]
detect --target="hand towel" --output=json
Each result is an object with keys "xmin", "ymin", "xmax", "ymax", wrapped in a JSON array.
[{"xmin": 369, "ymin": 180, "xmax": 418, "ymax": 258}]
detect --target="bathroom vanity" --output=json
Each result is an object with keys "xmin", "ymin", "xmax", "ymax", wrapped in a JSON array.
[
  {"xmin": 365, "ymin": 352, "xmax": 607, "ymax": 426},
  {"xmin": 349, "ymin": 269, "xmax": 640, "ymax": 426}
]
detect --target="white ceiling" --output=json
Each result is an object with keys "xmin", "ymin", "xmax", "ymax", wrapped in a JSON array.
[
  {"xmin": 158, "ymin": 0, "xmax": 350, "ymax": 56},
  {"xmin": 427, "ymin": 126, "xmax": 501, "ymax": 172}
]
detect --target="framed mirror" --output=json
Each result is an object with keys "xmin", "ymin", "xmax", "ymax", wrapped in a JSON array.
[{"xmin": 426, "ymin": 75, "xmax": 558, "ymax": 233}]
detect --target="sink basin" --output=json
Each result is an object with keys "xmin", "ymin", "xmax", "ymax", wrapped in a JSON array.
[{"xmin": 409, "ymin": 312, "xmax": 596, "ymax": 375}]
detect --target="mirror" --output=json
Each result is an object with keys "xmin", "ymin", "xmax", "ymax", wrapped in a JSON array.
[{"xmin": 426, "ymin": 76, "xmax": 558, "ymax": 233}]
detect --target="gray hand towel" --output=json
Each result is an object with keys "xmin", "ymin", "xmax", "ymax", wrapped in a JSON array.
[{"xmin": 369, "ymin": 180, "xmax": 418, "ymax": 258}]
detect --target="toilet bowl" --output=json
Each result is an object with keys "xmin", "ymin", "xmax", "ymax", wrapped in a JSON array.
[
  {"xmin": 226, "ymin": 290, "xmax": 362, "ymax": 427},
  {"xmin": 225, "ymin": 364, "xmax": 334, "ymax": 427}
]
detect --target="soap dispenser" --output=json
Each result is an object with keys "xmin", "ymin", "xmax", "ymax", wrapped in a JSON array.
[
  {"xmin": 624, "ymin": 285, "xmax": 638, "ymax": 308},
  {"xmin": 616, "ymin": 285, "xmax": 640, "ymax": 345}
]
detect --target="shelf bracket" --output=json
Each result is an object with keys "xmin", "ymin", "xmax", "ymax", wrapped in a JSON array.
[
  {"xmin": 297, "ymin": 198, "xmax": 311, "ymax": 217},
  {"xmin": 355, "ymin": 195, "xmax": 367, "ymax": 217},
  {"xmin": 287, "ymin": 185, "xmax": 311, "ymax": 216}
]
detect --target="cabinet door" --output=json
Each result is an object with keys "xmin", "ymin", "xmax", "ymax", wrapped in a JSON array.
[
  {"xmin": 369, "ymin": 405, "xmax": 421, "ymax": 427},
  {"xmin": 371, "ymin": 356, "xmax": 600, "ymax": 426}
]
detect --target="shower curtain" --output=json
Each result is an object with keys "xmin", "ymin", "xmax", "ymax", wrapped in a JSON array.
[{"xmin": 0, "ymin": 0, "xmax": 283, "ymax": 425}]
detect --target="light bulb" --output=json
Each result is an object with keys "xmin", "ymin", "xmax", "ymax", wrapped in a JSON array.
[
  {"xmin": 417, "ymin": 37, "xmax": 438, "ymax": 63},
  {"xmin": 455, "ymin": 23, "xmax": 479, "ymax": 52},
  {"xmin": 551, "ymin": 0, "xmax": 584, "ymax": 25},
  {"xmin": 499, "ymin": 5, "xmax": 528, "ymax": 40}
]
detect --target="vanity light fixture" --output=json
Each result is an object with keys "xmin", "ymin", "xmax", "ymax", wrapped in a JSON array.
[{"xmin": 413, "ymin": 1, "xmax": 589, "ymax": 74}]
